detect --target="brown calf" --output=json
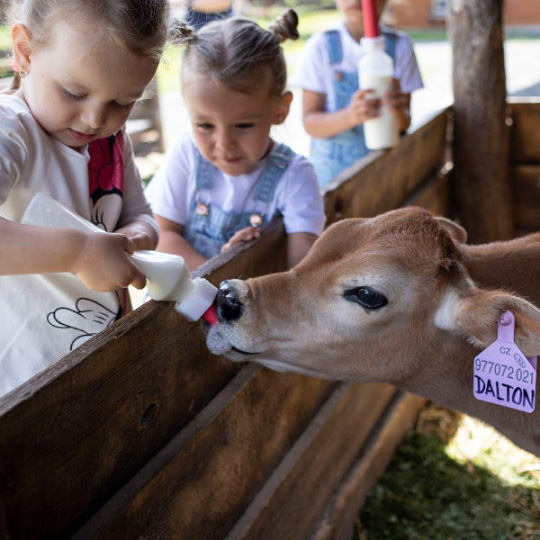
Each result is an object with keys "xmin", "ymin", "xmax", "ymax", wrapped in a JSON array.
[{"xmin": 207, "ymin": 207, "xmax": 540, "ymax": 456}]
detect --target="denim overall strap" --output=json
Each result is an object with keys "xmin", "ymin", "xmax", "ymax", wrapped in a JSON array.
[
  {"xmin": 325, "ymin": 30, "xmax": 343, "ymax": 65},
  {"xmin": 252, "ymin": 143, "xmax": 295, "ymax": 203},
  {"xmin": 310, "ymin": 30, "xmax": 398, "ymax": 187},
  {"xmin": 185, "ymin": 144, "xmax": 295, "ymax": 259},
  {"xmin": 383, "ymin": 30, "xmax": 398, "ymax": 60},
  {"xmin": 194, "ymin": 145, "xmax": 216, "ymax": 190}
]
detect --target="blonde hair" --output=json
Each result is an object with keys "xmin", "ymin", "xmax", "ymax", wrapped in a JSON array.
[
  {"xmin": 7, "ymin": 0, "xmax": 170, "ymax": 89},
  {"xmin": 174, "ymin": 9, "xmax": 299, "ymax": 98}
]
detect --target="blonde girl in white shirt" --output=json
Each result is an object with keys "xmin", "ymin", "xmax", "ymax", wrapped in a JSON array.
[
  {"xmin": 0, "ymin": 0, "xmax": 170, "ymax": 396},
  {"xmin": 146, "ymin": 11, "xmax": 325, "ymax": 272}
]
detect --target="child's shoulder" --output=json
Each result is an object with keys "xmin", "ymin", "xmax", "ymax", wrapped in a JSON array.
[
  {"xmin": 380, "ymin": 26, "xmax": 415, "ymax": 47},
  {"xmin": 0, "ymin": 94, "xmax": 34, "ymax": 126},
  {"xmin": 0, "ymin": 94, "xmax": 41, "ymax": 150},
  {"xmin": 273, "ymin": 144, "xmax": 315, "ymax": 177}
]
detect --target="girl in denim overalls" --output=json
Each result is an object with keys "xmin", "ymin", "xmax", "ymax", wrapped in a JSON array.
[
  {"xmin": 293, "ymin": 0, "xmax": 423, "ymax": 187},
  {"xmin": 146, "ymin": 11, "xmax": 326, "ymax": 271}
]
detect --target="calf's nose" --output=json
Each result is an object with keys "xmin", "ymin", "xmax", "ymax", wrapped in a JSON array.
[{"xmin": 217, "ymin": 281, "xmax": 244, "ymax": 322}]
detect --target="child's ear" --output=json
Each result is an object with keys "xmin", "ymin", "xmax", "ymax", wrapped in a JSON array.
[
  {"xmin": 273, "ymin": 91, "xmax": 293, "ymax": 125},
  {"xmin": 11, "ymin": 24, "xmax": 33, "ymax": 73}
]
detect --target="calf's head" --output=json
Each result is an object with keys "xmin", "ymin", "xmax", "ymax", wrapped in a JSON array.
[{"xmin": 207, "ymin": 207, "xmax": 540, "ymax": 383}]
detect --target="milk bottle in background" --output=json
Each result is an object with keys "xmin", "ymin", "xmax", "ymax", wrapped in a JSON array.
[
  {"xmin": 358, "ymin": 36, "xmax": 399, "ymax": 150},
  {"xmin": 20, "ymin": 193, "xmax": 218, "ymax": 322}
]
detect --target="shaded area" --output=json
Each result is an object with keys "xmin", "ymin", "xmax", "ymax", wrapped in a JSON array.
[{"xmin": 358, "ymin": 407, "xmax": 540, "ymax": 540}]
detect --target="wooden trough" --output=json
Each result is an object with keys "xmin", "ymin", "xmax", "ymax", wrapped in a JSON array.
[{"xmin": 1, "ymin": 97, "xmax": 539, "ymax": 539}]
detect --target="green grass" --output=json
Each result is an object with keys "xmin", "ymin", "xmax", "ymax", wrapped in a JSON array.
[
  {"xmin": 0, "ymin": 26, "xmax": 10, "ymax": 49},
  {"xmin": 358, "ymin": 407, "xmax": 540, "ymax": 539}
]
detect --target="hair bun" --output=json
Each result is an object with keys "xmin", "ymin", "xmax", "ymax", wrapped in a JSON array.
[
  {"xmin": 170, "ymin": 19, "xmax": 197, "ymax": 46},
  {"xmin": 268, "ymin": 9, "xmax": 299, "ymax": 44}
]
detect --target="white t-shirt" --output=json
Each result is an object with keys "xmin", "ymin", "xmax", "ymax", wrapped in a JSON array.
[
  {"xmin": 292, "ymin": 22, "xmax": 424, "ymax": 113},
  {"xmin": 145, "ymin": 132, "xmax": 326, "ymax": 236},
  {"xmin": 0, "ymin": 94, "xmax": 157, "ymax": 397}
]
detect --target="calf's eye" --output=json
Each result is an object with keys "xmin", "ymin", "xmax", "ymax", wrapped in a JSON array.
[{"xmin": 344, "ymin": 287, "xmax": 388, "ymax": 310}]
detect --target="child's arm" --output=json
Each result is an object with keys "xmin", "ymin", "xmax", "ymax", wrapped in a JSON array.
[
  {"xmin": 287, "ymin": 232, "xmax": 317, "ymax": 268},
  {"xmin": 221, "ymin": 228, "xmax": 316, "ymax": 268},
  {"xmin": 0, "ymin": 217, "xmax": 147, "ymax": 290},
  {"xmin": 303, "ymin": 89, "xmax": 381, "ymax": 138},
  {"xmin": 154, "ymin": 215, "xmax": 207, "ymax": 272},
  {"xmin": 117, "ymin": 134, "xmax": 160, "ymax": 251},
  {"xmin": 221, "ymin": 227, "xmax": 262, "ymax": 253}
]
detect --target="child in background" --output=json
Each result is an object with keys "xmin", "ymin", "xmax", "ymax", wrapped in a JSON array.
[
  {"xmin": 185, "ymin": 0, "xmax": 234, "ymax": 31},
  {"xmin": 145, "ymin": 10, "xmax": 325, "ymax": 271},
  {"xmin": 0, "ymin": 0, "xmax": 170, "ymax": 396},
  {"xmin": 293, "ymin": 0, "xmax": 423, "ymax": 187}
]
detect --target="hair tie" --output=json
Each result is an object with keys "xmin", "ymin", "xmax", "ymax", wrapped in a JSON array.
[{"xmin": 170, "ymin": 20, "xmax": 198, "ymax": 47}]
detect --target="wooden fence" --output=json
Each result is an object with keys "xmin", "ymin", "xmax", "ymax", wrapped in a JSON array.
[
  {"xmin": 509, "ymin": 98, "xmax": 540, "ymax": 235},
  {"xmin": 0, "ymin": 106, "xmax": 459, "ymax": 540}
]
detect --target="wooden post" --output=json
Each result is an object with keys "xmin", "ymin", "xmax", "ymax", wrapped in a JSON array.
[{"xmin": 449, "ymin": 0, "xmax": 514, "ymax": 242}]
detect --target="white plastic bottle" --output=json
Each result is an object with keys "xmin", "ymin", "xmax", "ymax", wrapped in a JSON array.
[
  {"xmin": 20, "ymin": 193, "xmax": 218, "ymax": 322},
  {"xmin": 358, "ymin": 36, "xmax": 399, "ymax": 150}
]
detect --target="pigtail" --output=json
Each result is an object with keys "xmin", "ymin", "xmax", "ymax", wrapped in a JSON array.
[
  {"xmin": 8, "ymin": 72, "xmax": 22, "ymax": 91},
  {"xmin": 170, "ymin": 19, "xmax": 198, "ymax": 47},
  {"xmin": 268, "ymin": 9, "xmax": 299, "ymax": 44}
]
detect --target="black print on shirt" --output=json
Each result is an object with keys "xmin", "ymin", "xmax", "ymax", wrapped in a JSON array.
[{"xmin": 47, "ymin": 298, "xmax": 122, "ymax": 350}]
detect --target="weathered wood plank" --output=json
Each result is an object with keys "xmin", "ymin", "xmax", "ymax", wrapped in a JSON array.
[
  {"xmin": 449, "ymin": 0, "xmax": 513, "ymax": 242},
  {"xmin": 74, "ymin": 366, "xmax": 333, "ymax": 539},
  {"xmin": 512, "ymin": 164, "xmax": 540, "ymax": 230},
  {"xmin": 0, "ymin": 221, "xmax": 287, "ymax": 540},
  {"xmin": 508, "ymin": 99, "xmax": 540, "ymax": 164},
  {"xmin": 224, "ymin": 383, "xmax": 396, "ymax": 540},
  {"xmin": 323, "ymin": 110, "xmax": 449, "ymax": 225},
  {"xmin": 402, "ymin": 167, "xmax": 451, "ymax": 216},
  {"xmin": 310, "ymin": 392, "xmax": 427, "ymax": 540}
]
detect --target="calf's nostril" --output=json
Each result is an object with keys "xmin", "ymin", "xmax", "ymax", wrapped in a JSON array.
[{"xmin": 217, "ymin": 283, "xmax": 244, "ymax": 322}]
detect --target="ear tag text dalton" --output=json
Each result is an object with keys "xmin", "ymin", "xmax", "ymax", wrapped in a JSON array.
[{"xmin": 473, "ymin": 310, "xmax": 537, "ymax": 413}]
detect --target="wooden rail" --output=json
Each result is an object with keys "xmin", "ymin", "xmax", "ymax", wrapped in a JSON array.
[
  {"xmin": 509, "ymin": 99, "xmax": 540, "ymax": 234},
  {"xmin": 0, "ymin": 109, "xmax": 451, "ymax": 540}
]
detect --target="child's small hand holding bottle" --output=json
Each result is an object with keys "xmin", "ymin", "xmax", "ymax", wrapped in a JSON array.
[
  {"xmin": 71, "ymin": 230, "xmax": 148, "ymax": 291},
  {"xmin": 346, "ymin": 88, "xmax": 382, "ymax": 126},
  {"xmin": 348, "ymin": 79, "xmax": 410, "ymax": 131}
]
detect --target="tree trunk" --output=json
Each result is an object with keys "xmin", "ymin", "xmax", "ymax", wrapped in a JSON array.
[{"xmin": 449, "ymin": 0, "xmax": 513, "ymax": 243}]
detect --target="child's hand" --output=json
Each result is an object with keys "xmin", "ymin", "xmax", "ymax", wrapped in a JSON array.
[
  {"xmin": 221, "ymin": 227, "xmax": 262, "ymax": 253},
  {"xmin": 116, "ymin": 222, "xmax": 158, "ymax": 251},
  {"xmin": 72, "ymin": 231, "xmax": 147, "ymax": 291},
  {"xmin": 384, "ymin": 79, "xmax": 408, "ymax": 113},
  {"xmin": 348, "ymin": 89, "xmax": 382, "ymax": 125}
]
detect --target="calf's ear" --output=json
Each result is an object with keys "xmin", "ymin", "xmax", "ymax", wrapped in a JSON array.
[
  {"xmin": 435, "ymin": 216, "xmax": 468, "ymax": 245},
  {"xmin": 455, "ymin": 290, "xmax": 540, "ymax": 358}
]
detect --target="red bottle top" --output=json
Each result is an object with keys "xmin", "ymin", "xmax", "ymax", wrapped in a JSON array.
[
  {"xmin": 361, "ymin": 0, "xmax": 379, "ymax": 38},
  {"xmin": 201, "ymin": 303, "xmax": 218, "ymax": 325}
]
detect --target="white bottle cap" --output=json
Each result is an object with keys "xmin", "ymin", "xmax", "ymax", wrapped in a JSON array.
[
  {"xmin": 174, "ymin": 278, "xmax": 218, "ymax": 321},
  {"xmin": 360, "ymin": 35, "xmax": 386, "ymax": 51}
]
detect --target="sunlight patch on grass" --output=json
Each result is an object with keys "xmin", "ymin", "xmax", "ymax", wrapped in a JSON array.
[{"xmin": 358, "ymin": 405, "xmax": 540, "ymax": 540}]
